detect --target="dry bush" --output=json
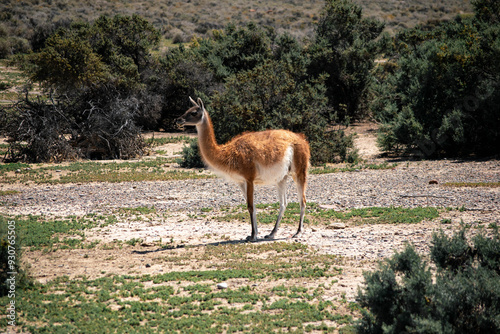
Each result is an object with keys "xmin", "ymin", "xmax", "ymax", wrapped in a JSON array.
[
  {"xmin": 0, "ymin": 93, "xmax": 146, "ymax": 162},
  {"xmin": 1, "ymin": 95, "xmax": 78, "ymax": 162}
]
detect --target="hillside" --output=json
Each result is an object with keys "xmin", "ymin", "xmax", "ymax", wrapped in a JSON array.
[{"xmin": 0, "ymin": 0, "xmax": 473, "ymax": 46}]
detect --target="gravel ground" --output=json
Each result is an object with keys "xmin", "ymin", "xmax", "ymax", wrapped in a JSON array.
[
  {"xmin": 4, "ymin": 159, "xmax": 499, "ymax": 218},
  {"xmin": 2, "ymin": 158, "xmax": 498, "ymax": 301}
]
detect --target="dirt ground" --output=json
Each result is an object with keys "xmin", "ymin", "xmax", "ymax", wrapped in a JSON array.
[{"xmin": 4, "ymin": 123, "xmax": 499, "ymax": 306}]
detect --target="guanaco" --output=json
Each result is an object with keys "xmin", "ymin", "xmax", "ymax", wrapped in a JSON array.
[{"xmin": 177, "ymin": 97, "xmax": 310, "ymax": 241}]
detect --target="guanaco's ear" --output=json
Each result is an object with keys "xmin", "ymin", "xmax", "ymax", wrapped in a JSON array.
[
  {"xmin": 189, "ymin": 96, "xmax": 199, "ymax": 107},
  {"xmin": 197, "ymin": 98, "xmax": 205, "ymax": 110}
]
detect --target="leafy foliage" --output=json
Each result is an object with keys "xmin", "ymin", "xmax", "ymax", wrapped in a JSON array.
[
  {"xmin": 208, "ymin": 59, "xmax": 354, "ymax": 165},
  {"xmin": 178, "ymin": 139, "xmax": 205, "ymax": 169},
  {"xmin": 308, "ymin": 0, "xmax": 386, "ymax": 121},
  {"xmin": 177, "ymin": 3, "xmax": 382, "ymax": 166},
  {"xmin": 2, "ymin": 15, "xmax": 159, "ymax": 161},
  {"xmin": 4, "ymin": 0, "xmax": 389, "ymax": 164},
  {"xmin": 374, "ymin": 3, "xmax": 500, "ymax": 157},
  {"xmin": 357, "ymin": 228, "xmax": 500, "ymax": 333}
]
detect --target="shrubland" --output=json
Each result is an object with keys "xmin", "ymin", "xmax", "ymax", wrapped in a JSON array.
[
  {"xmin": 373, "ymin": 0, "xmax": 500, "ymax": 157},
  {"xmin": 0, "ymin": 0, "xmax": 471, "ymax": 58},
  {"xmin": 0, "ymin": 0, "xmax": 498, "ymax": 164},
  {"xmin": 1, "ymin": 0, "xmax": 386, "ymax": 165},
  {"xmin": 357, "ymin": 227, "xmax": 500, "ymax": 333}
]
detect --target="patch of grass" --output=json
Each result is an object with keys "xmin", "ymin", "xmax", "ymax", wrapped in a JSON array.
[
  {"xmin": 198, "ymin": 242, "xmax": 343, "ymax": 281},
  {"xmin": 442, "ymin": 182, "xmax": 500, "ymax": 188},
  {"xmin": 0, "ymin": 162, "xmax": 30, "ymax": 172},
  {"xmin": 0, "ymin": 143, "xmax": 9, "ymax": 155},
  {"xmin": 118, "ymin": 206, "xmax": 157, "ymax": 215},
  {"xmin": 310, "ymin": 162, "xmax": 397, "ymax": 175},
  {"xmin": 0, "ymin": 190, "xmax": 19, "ymax": 196},
  {"xmin": 216, "ymin": 203, "xmax": 440, "ymax": 226},
  {"xmin": 321, "ymin": 206, "xmax": 440, "ymax": 225},
  {"xmin": 4, "ymin": 214, "xmax": 117, "ymax": 251},
  {"xmin": 8, "ymin": 241, "xmax": 353, "ymax": 333},
  {"xmin": 0, "ymin": 157, "xmax": 214, "ymax": 184},
  {"xmin": 145, "ymin": 135, "xmax": 191, "ymax": 146},
  {"xmin": 125, "ymin": 238, "xmax": 143, "ymax": 246}
]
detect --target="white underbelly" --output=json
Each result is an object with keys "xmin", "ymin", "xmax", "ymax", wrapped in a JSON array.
[
  {"xmin": 208, "ymin": 146, "xmax": 294, "ymax": 186},
  {"xmin": 254, "ymin": 146, "xmax": 293, "ymax": 185}
]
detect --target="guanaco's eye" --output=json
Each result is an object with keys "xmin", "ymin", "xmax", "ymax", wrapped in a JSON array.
[{"xmin": 191, "ymin": 109, "xmax": 200, "ymax": 116}]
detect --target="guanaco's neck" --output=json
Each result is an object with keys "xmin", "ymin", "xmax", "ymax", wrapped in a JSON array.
[{"xmin": 196, "ymin": 111, "xmax": 221, "ymax": 168}]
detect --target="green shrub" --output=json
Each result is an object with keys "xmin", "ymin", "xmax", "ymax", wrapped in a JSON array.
[
  {"xmin": 374, "ymin": 4, "xmax": 500, "ymax": 157},
  {"xmin": 308, "ymin": 0, "xmax": 385, "ymax": 121},
  {"xmin": 2, "ymin": 14, "xmax": 158, "ymax": 162},
  {"xmin": 150, "ymin": 46, "xmax": 218, "ymax": 130},
  {"xmin": 194, "ymin": 22, "xmax": 273, "ymax": 80},
  {"xmin": 356, "ymin": 228, "xmax": 500, "ymax": 334},
  {"xmin": 178, "ymin": 16, "xmax": 359, "ymax": 167},
  {"xmin": 178, "ymin": 138, "xmax": 204, "ymax": 169},
  {"xmin": 206, "ymin": 59, "xmax": 355, "ymax": 165}
]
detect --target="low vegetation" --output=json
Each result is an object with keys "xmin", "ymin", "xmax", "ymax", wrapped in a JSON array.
[
  {"xmin": 357, "ymin": 227, "xmax": 500, "ymax": 333},
  {"xmin": 1, "ymin": 200, "xmax": 496, "ymax": 332},
  {"xmin": 374, "ymin": 0, "xmax": 500, "ymax": 157},
  {"xmin": 0, "ymin": 157, "xmax": 212, "ymax": 184},
  {"xmin": 0, "ymin": 159, "xmax": 398, "ymax": 185},
  {"xmin": 216, "ymin": 203, "xmax": 440, "ymax": 227},
  {"xmin": 0, "ymin": 211, "xmax": 356, "ymax": 333},
  {"xmin": 310, "ymin": 162, "xmax": 397, "ymax": 175}
]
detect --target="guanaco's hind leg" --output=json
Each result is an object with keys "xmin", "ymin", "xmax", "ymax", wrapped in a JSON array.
[
  {"xmin": 265, "ymin": 176, "xmax": 288, "ymax": 239},
  {"xmin": 292, "ymin": 165, "xmax": 307, "ymax": 239},
  {"xmin": 293, "ymin": 181, "xmax": 306, "ymax": 238}
]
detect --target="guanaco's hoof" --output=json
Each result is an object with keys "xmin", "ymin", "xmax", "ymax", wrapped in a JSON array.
[
  {"xmin": 292, "ymin": 232, "xmax": 302, "ymax": 238},
  {"xmin": 264, "ymin": 234, "xmax": 275, "ymax": 240},
  {"xmin": 246, "ymin": 236, "xmax": 257, "ymax": 242}
]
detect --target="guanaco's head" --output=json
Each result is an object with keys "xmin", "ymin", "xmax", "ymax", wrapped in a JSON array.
[{"xmin": 176, "ymin": 97, "xmax": 205, "ymax": 128}]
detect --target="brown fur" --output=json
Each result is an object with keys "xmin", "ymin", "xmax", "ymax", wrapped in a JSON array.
[{"xmin": 177, "ymin": 97, "xmax": 310, "ymax": 241}]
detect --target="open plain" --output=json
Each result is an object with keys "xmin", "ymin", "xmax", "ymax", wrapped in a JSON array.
[{"xmin": 1, "ymin": 126, "xmax": 498, "ymax": 333}]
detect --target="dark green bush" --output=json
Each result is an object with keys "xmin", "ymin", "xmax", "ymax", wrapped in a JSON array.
[
  {"xmin": 187, "ymin": 59, "xmax": 355, "ymax": 166},
  {"xmin": 178, "ymin": 138, "xmax": 205, "ymax": 169},
  {"xmin": 178, "ymin": 3, "xmax": 375, "ymax": 167},
  {"xmin": 308, "ymin": 0, "xmax": 385, "ymax": 121},
  {"xmin": 374, "ymin": 3, "xmax": 500, "ymax": 157},
  {"xmin": 149, "ymin": 46, "xmax": 219, "ymax": 130},
  {"xmin": 357, "ymin": 228, "xmax": 500, "ymax": 334},
  {"xmin": 194, "ymin": 22, "xmax": 273, "ymax": 80}
]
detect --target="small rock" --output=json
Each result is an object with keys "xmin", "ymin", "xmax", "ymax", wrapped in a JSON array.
[
  {"xmin": 145, "ymin": 264, "xmax": 151, "ymax": 268},
  {"xmin": 319, "ymin": 204, "xmax": 337, "ymax": 210},
  {"xmin": 429, "ymin": 180, "xmax": 438, "ymax": 184},
  {"xmin": 217, "ymin": 283, "xmax": 228, "ymax": 290},
  {"xmin": 326, "ymin": 223, "xmax": 346, "ymax": 230},
  {"xmin": 15, "ymin": 169, "xmax": 21, "ymax": 173}
]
